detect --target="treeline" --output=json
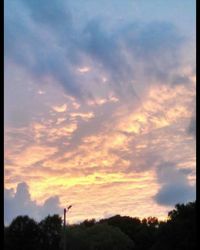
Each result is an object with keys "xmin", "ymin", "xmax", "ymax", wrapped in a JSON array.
[{"xmin": 4, "ymin": 201, "xmax": 196, "ymax": 250}]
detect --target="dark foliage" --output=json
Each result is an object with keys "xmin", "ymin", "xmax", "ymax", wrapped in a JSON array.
[
  {"xmin": 4, "ymin": 201, "xmax": 196, "ymax": 250},
  {"xmin": 150, "ymin": 201, "xmax": 196, "ymax": 250},
  {"xmin": 64, "ymin": 223, "xmax": 134, "ymax": 250},
  {"xmin": 39, "ymin": 214, "xmax": 63, "ymax": 250},
  {"xmin": 4, "ymin": 216, "xmax": 40, "ymax": 250}
]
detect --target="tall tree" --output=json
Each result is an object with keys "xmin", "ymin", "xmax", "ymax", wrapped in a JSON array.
[
  {"xmin": 4, "ymin": 216, "xmax": 40, "ymax": 250},
  {"xmin": 39, "ymin": 214, "xmax": 63, "ymax": 250}
]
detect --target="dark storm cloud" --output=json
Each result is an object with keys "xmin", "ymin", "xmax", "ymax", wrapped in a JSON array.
[
  {"xmin": 154, "ymin": 162, "xmax": 195, "ymax": 206},
  {"xmin": 5, "ymin": 0, "xmax": 188, "ymax": 102},
  {"xmin": 4, "ymin": 182, "xmax": 62, "ymax": 225}
]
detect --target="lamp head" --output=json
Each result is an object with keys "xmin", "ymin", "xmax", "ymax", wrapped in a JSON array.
[{"xmin": 68, "ymin": 205, "xmax": 72, "ymax": 210}]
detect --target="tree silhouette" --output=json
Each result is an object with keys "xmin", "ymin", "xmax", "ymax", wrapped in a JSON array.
[
  {"xmin": 64, "ymin": 223, "xmax": 135, "ymax": 250},
  {"xmin": 4, "ymin": 201, "xmax": 196, "ymax": 250},
  {"xmin": 39, "ymin": 214, "xmax": 63, "ymax": 250},
  {"xmin": 150, "ymin": 201, "xmax": 196, "ymax": 250},
  {"xmin": 4, "ymin": 216, "xmax": 40, "ymax": 250}
]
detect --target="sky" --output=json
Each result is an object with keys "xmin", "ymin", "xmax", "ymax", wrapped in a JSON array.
[{"xmin": 4, "ymin": 0, "xmax": 196, "ymax": 225}]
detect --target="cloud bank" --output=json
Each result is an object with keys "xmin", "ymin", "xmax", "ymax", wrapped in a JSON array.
[
  {"xmin": 5, "ymin": 0, "xmax": 193, "ymax": 103},
  {"xmin": 4, "ymin": 182, "xmax": 62, "ymax": 225},
  {"xmin": 154, "ymin": 162, "xmax": 195, "ymax": 206},
  {"xmin": 4, "ymin": 0, "xmax": 196, "ymax": 223}
]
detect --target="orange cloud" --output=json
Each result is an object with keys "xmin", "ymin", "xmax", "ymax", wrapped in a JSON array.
[
  {"xmin": 4, "ymin": 78, "xmax": 196, "ymax": 223},
  {"xmin": 52, "ymin": 104, "xmax": 67, "ymax": 112}
]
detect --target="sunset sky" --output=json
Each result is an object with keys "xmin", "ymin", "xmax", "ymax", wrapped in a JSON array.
[{"xmin": 4, "ymin": 0, "xmax": 196, "ymax": 225}]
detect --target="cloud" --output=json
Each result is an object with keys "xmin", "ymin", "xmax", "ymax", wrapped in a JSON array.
[
  {"xmin": 4, "ymin": 182, "xmax": 62, "ymax": 225},
  {"xmin": 4, "ymin": 0, "xmax": 83, "ymax": 98},
  {"xmin": 21, "ymin": 0, "xmax": 72, "ymax": 33},
  {"xmin": 187, "ymin": 96, "xmax": 196, "ymax": 137},
  {"xmin": 171, "ymin": 75, "xmax": 192, "ymax": 85},
  {"xmin": 154, "ymin": 162, "xmax": 195, "ymax": 206},
  {"xmin": 188, "ymin": 116, "xmax": 196, "ymax": 136},
  {"xmin": 80, "ymin": 19, "xmax": 187, "ymax": 100},
  {"xmin": 4, "ymin": 0, "xmax": 195, "ymax": 223},
  {"xmin": 52, "ymin": 104, "xmax": 68, "ymax": 113},
  {"xmin": 5, "ymin": 0, "xmax": 190, "ymax": 102}
]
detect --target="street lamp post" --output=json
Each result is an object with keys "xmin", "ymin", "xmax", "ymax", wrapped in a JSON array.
[
  {"xmin": 63, "ymin": 208, "xmax": 66, "ymax": 250},
  {"xmin": 63, "ymin": 205, "xmax": 72, "ymax": 250}
]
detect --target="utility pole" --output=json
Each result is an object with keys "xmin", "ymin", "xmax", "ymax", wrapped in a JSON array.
[
  {"xmin": 63, "ymin": 205, "xmax": 72, "ymax": 250},
  {"xmin": 63, "ymin": 208, "xmax": 66, "ymax": 250}
]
